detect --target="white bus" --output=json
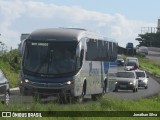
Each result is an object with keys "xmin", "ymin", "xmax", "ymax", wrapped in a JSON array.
[{"xmin": 19, "ymin": 28, "xmax": 117, "ymax": 102}]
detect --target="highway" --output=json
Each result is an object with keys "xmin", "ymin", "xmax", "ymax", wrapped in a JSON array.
[{"xmin": 147, "ymin": 50, "xmax": 160, "ymax": 61}]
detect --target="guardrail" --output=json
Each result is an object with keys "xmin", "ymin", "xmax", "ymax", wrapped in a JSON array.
[{"xmin": 148, "ymin": 47, "xmax": 160, "ymax": 52}]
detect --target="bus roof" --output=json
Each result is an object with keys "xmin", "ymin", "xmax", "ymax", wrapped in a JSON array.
[
  {"xmin": 27, "ymin": 28, "xmax": 116, "ymax": 42},
  {"xmin": 28, "ymin": 28, "xmax": 86, "ymax": 41}
]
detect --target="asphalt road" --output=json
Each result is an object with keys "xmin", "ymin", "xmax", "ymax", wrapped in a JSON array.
[{"xmin": 146, "ymin": 50, "xmax": 160, "ymax": 61}]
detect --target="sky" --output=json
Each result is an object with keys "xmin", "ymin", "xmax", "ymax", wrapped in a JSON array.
[{"xmin": 0, "ymin": 0, "xmax": 159, "ymax": 49}]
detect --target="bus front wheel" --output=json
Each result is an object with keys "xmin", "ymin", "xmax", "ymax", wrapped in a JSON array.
[{"xmin": 74, "ymin": 81, "xmax": 86, "ymax": 103}]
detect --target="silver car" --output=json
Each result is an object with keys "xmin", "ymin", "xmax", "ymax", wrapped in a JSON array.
[
  {"xmin": 125, "ymin": 57, "xmax": 139, "ymax": 67},
  {"xmin": 135, "ymin": 70, "xmax": 149, "ymax": 89},
  {"xmin": 114, "ymin": 71, "xmax": 138, "ymax": 92}
]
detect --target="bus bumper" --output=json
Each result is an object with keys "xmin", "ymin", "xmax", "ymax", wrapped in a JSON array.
[{"xmin": 19, "ymin": 82, "xmax": 74, "ymax": 97}]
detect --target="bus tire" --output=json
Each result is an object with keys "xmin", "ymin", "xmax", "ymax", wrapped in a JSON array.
[
  {"xmin": 74, "ymin": 81, "xmax": 86, "ymax": 103},
  {"xmin": 33, "ymin": 94, "xmax": 41, "ymax": 102},
  {"xmin": 1, "ymin": 91, "xmax": 10, "ymax": 106},
  {"xmin": 103, "ymin": 79, "xmax": 107, "ymax": 93}
]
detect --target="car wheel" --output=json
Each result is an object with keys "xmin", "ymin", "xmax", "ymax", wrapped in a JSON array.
[
  {"xmin": 113, "ymin": 88, "xmax": 118, "ymax": 92},
  {"xmin": 1, "ymin": 91, "xmax": 10, "ymax": 106},
  {"xmin": 136, "ymin": 88, "xmax": 138, "ymax": 92},
  {"xmin": 145, "ymin": 86, "xmax": 148, "ymax": 89},
  {"xmin": 133, "ymin": 88, "xmax": 136, "ymax": 93}
]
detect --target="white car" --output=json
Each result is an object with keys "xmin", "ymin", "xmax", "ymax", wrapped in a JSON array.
[
  {"xmin": 114, "ymin": 71, "xmax": 138, "ymax": 92},
  {"xmin": 125, "ymin": 57, "xmax": 139, "ymax": 67},
  {"xmin": 135, "ymin": 70, "xmax": 149, "ymax": 89},
  {"xmin": 136, "ymin": 46, "xmax": 148, "ymax": 55}
]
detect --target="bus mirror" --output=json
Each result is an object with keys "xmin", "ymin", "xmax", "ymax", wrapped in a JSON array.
[
  {"xmin": 18, "ymin": 44, "xmax": 24, "ymax": 57},
  {"xmin": 18, "ymin": 40, "xmax": 26, "ymax": 57}
]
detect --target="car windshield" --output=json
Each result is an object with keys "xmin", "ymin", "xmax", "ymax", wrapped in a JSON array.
[
  {"xmin": 23, "ymin": 41, "xmax": 77, "ymax": 75},
  {"xmin": 136, "ymin": 72, "xmax": 145, "ymax": 77},
  {"xmin": 126, "ymin": 62, "xmax": 136, "ymax": 66},
  {"xmin": 117, "ymin": 72, "xmax": 135, "ymax": 78}
]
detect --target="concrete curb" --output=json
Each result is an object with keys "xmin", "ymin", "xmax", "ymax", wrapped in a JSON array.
[{"xmin": 10, "ymin": 87, "xmax": 19, "ymax": 91}]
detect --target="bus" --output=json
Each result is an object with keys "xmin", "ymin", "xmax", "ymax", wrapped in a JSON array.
[{"xmin": 19, "ymin": 28, "xmax": 117, "ymax": 102}]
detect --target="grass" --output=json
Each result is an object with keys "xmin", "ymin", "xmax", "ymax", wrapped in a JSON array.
[
  {"xmin": 137, "ymin": 56, "xmax": 160, "ymax": 76},
  {"xmin": 0, "ymin": 95, "xmax": 160, "ymax": 119},
  {"xmin": 0, "ymin": 58, "xmax": 19, "ymax": 88},
  {"xmin": 137, "ymin": 55, "xmax": 160, "ymax": 83}
]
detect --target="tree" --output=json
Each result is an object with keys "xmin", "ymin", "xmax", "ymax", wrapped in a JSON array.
[{"xmin": 135, "ymin": 32, "xmax": 160, "ymax": 47}]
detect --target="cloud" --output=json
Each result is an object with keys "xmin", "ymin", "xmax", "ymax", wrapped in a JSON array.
[{"xmin": 0, "ymin": 0, "xmax": 156, "ymax": 49}]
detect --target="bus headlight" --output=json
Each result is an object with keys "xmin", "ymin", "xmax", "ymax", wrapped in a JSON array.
[
  {"xmin": 24, "ymin": 79, "xmax": 30, "ymax": 83},
  {"xmin": 115, "ymin": 82, "xmax": 118, "ymax": 84},
  {"xmin": 129, "ymin": 82, "xmax": 133, "ymax": 85},
  {"xmin": 66, "ymin": 81, "xmax": 72, "ymax": 85}
]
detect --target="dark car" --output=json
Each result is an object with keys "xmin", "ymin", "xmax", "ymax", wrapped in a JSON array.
[
  {"xmin": 116, "ymin": 54, "xmax": 124, "ymax": 66},
  {"xmin": 0, "ymin": 69, "xmax": 10, "ymax": 105}
]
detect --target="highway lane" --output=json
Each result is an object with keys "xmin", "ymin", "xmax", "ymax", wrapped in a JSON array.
[{"xmin": 146, "ymin": 48, "xmax": 160, "ymax": 61}]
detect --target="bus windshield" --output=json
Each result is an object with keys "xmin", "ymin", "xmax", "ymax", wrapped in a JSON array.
[{"xmin": 23, "ymin": 41, "xmax": 77, "ymax": 75}]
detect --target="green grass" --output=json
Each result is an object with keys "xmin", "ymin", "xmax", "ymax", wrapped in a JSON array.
[
  {"xmin": 0, "ymin": 95, "xmax": 160, "ymax": 119},
  {"xmin": 0, "ymin": 58, "xmax": 19, "ymax": 88},
  {"xmin": 137, "ymin": 56, "xmax": 160, "ymax": 76}
]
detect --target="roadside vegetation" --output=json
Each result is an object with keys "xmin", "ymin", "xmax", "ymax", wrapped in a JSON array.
[
  {"xmin": 0, "ymin": 95, "xmax": 160, "ymax": 119},
  {"xmin": 137, "ymin": 55, "xmax": 160, "ymax": 76},
  {"xmin": 0, "ymin": 48, "xmax": 20, "ymax": 88}
]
